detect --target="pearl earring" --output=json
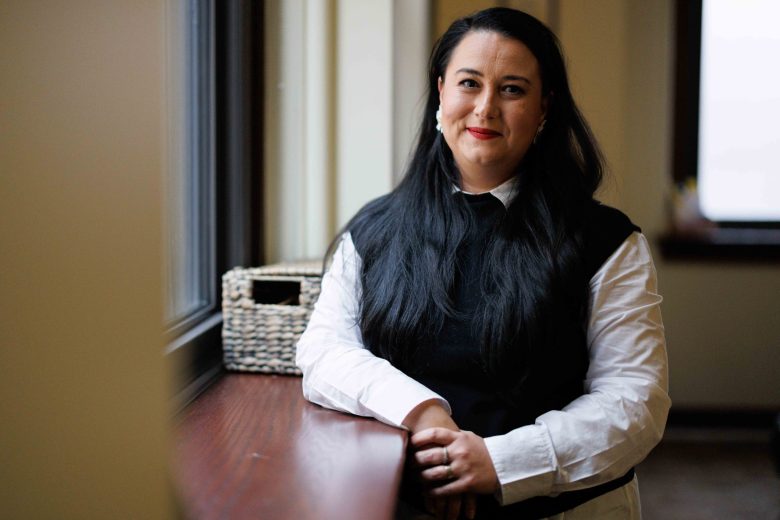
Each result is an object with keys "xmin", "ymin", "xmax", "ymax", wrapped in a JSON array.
[
  {"xmin": 435, "ymin": 105, "xmax": 443, "ymax": 132},
  {"xmin": 533, "ymin": 119, "xmax": 546, "ymax": 144}
]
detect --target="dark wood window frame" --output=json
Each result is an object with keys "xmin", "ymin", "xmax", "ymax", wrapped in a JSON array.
[
  {"xmin": 167, "ymin": 0, "xmax": 265, "ymax": 412},
  {"xmin": 660, "ymin": 0, "xmax": 780, "ymax": 262}
]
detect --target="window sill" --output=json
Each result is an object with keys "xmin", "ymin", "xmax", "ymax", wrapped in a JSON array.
[
  {"xmin": 658, "ymin": 227, "xmax": 780, "ymax": 262},
  {"xmin": 173, "ymin": 373, "xmax": 407, "ymax": 520}
]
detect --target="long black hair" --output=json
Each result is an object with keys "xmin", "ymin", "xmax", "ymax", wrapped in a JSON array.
[{"xmin": 331, "ymin": 8, "xmax": 604, "ymax": 393}]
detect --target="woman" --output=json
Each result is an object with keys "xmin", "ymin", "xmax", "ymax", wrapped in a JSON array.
[{"xmin": 296, "ymin": 7, "xmax": 669, "ymax": 520}]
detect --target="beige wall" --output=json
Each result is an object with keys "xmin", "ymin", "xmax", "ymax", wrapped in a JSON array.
[
  {"xmin": 433, "ymin": 0, "xmax": 559, "ymax": 38},
  {"xmin": 263, "ymin": 0, "xmax": 432, "ymax": 262},
  {"xmin": 0, "ymin": 1, "xmax": 174, "ymax": 518},
  {"xmin": 431, "ymin": 0, "xmax": 780, "ymax": 409}
]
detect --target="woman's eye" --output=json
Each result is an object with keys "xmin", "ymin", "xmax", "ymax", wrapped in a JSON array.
[
  {"xmin": 459, "ymin": 79, "xmax": 478, "ymax": 88},
  {"xmin": 503, "ymin": 85, "xmax": 525, "ymax": 95}
]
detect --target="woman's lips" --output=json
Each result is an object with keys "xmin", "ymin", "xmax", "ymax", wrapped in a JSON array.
[{"xmin": 466, "ymin": 127, "xmax": 501, "ymax": 140}]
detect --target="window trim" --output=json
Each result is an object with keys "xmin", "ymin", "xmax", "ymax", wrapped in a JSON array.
[
  {"xmin": 168, "ymin": 0, "xmax": 265, "ymax": 413},
  {"xmin": 167, "ymin": 0, "xmax": 217, "ymax": 339}
]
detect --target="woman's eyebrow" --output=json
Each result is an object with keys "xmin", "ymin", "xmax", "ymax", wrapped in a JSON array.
[
  {"xmin": 454, "ymin": 68, "xmax": 531, "ymax": 84},
  {"xmin": 455, "ymin": 67, "xmax": 483, "ymax": 76},
  {"xmin": 504, "ymin": 75, "xmax": 531, "ymax": 85}
]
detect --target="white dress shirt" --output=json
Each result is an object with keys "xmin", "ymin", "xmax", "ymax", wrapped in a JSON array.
[{"xmin": 296, "ymin": 184, "xmax": 670, "ymax": 511}]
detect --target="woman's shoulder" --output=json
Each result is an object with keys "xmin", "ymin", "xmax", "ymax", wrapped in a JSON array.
[
  {"xmin": 582, "ymin": 200, "xmax": 642, "ymax": 277},
  {"xmin": 584, "ymin": 200, "xmax": 639, "ymax": 231}
]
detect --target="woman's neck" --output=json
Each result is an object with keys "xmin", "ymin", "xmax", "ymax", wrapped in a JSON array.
[{"xmin": 459, "ymin": 169, "xmax": 514, "ymax": 194}]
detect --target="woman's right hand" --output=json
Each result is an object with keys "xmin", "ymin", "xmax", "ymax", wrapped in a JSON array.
[{"xmin": 403, "ymin": 401, "xmax": 476, "ymax": 519}]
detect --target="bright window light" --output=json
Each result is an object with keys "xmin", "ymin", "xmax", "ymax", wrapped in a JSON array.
[{"xmin": 698, "ymin": 0, "xmax": 780, "ymax": 221}]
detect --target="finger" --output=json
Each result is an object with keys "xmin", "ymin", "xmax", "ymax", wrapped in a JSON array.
[
  {"xmin": 464, "ymin": 493, "xmax": 477, "ymax": 520},
  {"xmin": 446, "ymin": 495, "xmax": 461, "ymax": 520},
  {"xmin": 411, "ymin": 427, "xmax": 458, "ymax": 448},
  {"xmin": 420, "ymin": 464, "xmax": 453, "ymax": 482},
  {"xmin": 426, "ymin": 478, "xmax": 468, "ymax": 498},
  {"xmin": 414, "ymin": 446, "xmax": 450, "ymax": 467},
  {"xmin": 413, "ymin": 442, "xmax": 440, "ymax": 453}
]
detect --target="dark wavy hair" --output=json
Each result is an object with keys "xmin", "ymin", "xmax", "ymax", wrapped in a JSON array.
[{"xmin": 330, "ymin": 8, "xmax": 604, "ymax": 392}]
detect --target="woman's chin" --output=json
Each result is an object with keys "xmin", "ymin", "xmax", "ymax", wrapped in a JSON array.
[{"xmin": 458, "ymin": 153, "xmax": 513, "ymax": 173}]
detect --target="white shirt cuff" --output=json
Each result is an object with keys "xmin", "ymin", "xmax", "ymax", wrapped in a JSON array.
[
  {"xmin": 483, "ymin": 424, "xmax": 557, "ymax": 505},
  {"xmin": 367, "ymin": 377, "xmax": 452, "ymax": 429}
]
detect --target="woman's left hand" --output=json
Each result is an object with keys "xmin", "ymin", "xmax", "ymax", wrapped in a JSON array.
[{"xmin": 410, "ymin": 427, "xmax": 500, "ymax": 497}]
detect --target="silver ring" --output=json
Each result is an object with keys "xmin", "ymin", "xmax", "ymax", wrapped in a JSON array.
[
  {"xmin": 445, "ymin": 465, "xmax": 454, "ymax": 480},
  {"xmin": 442, "ymin": 446, "xmax": 449, "ymax": 465}
]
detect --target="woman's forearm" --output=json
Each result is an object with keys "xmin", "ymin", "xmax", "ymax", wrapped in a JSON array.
[
  {"xmin": 402, "ymin": 399, "xmax": 458, "ymax": 433},
  {"xmin": 297, "ymin": 233, "xmax": 451, "ymax": 428}
]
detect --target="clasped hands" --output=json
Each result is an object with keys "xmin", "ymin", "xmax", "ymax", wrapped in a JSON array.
[{"xmin": 403, "ymin": 400, "xmax": 500, "ymax": 520}]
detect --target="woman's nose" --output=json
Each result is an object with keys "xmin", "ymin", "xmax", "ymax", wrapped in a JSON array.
[{"xmin": 474, "ymin": 90, "xmax": 499, "ymax": 119}]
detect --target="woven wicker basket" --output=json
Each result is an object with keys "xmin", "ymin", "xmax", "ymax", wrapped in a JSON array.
[{"xmin": 222, "ymin": 262, "xmax": 322, "ymax": 375}]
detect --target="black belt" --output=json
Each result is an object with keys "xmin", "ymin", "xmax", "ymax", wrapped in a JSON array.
[{"xmin": 473, "ymin": 468, "xmax": 635, "ymax": 520}]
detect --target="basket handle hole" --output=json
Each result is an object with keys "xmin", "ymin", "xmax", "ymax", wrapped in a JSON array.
[{"xmin": 252, "ymin": 280, "xmax": 301, "ymax": 305}]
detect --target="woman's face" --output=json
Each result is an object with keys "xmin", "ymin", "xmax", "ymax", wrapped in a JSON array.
[{"xmin": 438, "ymin": 30, "xmax": 547, "ymax": 187}]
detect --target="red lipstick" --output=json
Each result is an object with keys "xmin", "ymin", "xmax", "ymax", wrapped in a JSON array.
[{"xmin": 466, "ymin": 127, "xmax": 501, "ymax": 140}]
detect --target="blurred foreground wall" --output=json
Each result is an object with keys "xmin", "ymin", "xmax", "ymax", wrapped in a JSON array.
[{"xmin": 0, "ymin": 1, "xmax": 173, "ymax": 518}]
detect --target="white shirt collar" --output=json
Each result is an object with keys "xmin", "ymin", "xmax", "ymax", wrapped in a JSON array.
[{"xmin": 452, "ymin": 175, "xmax": 519, "ymax": 208}]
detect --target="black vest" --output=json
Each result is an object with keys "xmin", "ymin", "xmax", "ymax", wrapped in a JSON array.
[{"xmin": 354, "ymin": 194, "xmax": 639, "ymax": 519}]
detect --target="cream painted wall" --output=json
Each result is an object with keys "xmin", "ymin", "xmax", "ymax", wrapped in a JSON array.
[
  {"xmin": 393, "ymin": 0, "xmax": 431, "ymax": 184},
  {"xmin": 433, "ymin": 0, "xmax": 559, "ymax": 39},
  {"xmin": 434, "ymin": 0, "xmax": 497, "ymax": 37},
  {"xmin": 558, "ymin": 0, "xmax": 629, "ymax": 208},
  {"xmin": 264, "ymin": 0, "xmax": 431, "ymax": 262},
  {"xmin": 0, "ymin": 1, "xmax": 174, "ymax": 518},
  {"xmin": 264, "ymin": 0, "xmax": 338, "ymax": 262},
  {"xmin": 335, "ymin": 0, "xmax": 395, "ymax": 229}
]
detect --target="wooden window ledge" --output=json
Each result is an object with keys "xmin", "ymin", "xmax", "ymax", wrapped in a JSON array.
[
  {"xmin": 658, "ymin": 227, "xmax": 780, "ymax": 262},
  {"xmin": 174, "ymin": 374, "xmax": 408, "ymax": 520}
]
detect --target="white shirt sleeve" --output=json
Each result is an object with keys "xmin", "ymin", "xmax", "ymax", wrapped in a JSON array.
[
  {"xmin": 483, "ymin": 232, "xmax": 671, "ymax": 505},
  {"xmin": 295, "ymin": 232, "xmax": 451, "ymax": 428}
]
